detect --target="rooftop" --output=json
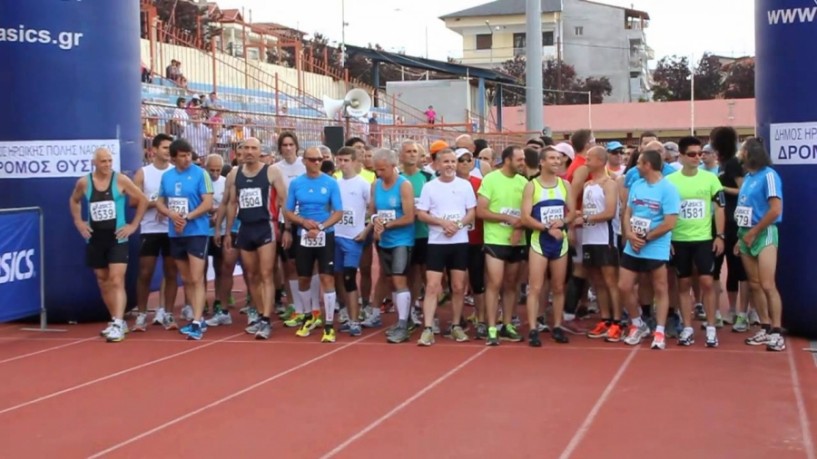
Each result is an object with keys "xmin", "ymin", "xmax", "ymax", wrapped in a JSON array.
[{"xmin": 440, "ymin": 0, "xmax": 649, "ymax": 20}]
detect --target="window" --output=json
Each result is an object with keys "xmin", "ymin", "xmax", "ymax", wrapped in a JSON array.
[
  {"xmin": 513, "ymin": 32, "xmax": 526, "ymax": 49},
  {"xmin": 543, "ymin": 31, "xmax": 554, "ymax": 46},
  {"xmin": 476, "ymin": 34, "xmax": 492, "ymax": 50},
  {"xmin": 574, "ymin": 26, "xmax": 584, "ymax": 36}
]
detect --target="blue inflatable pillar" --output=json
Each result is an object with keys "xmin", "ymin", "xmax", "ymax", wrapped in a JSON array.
[
  {"xmin": 755, "ymin": 0, "xmax": 817, "ymax": 337},
  {"xmin": 0, "ymin": 1, "xmax": 142, "ymax": 322}
]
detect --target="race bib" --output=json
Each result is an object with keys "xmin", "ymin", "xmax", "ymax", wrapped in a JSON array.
[
  {"xmin": 630, "ymin": 216, "xmax": 651, "ymax": 238},
  {"xmin": 443, "ymin": 213, "xmax": 463, "ymax": 222},
  {"xmin": 499, "ymin": 207, "xmax": 521, "ymax": 226},
  {"xmin": 539, "ymin": 206, "xmax": 564, "ymax": 224},
  {"xmin": 680, "ymin": 199, "xmax": 706, "ymax": 220},
  {"xmin": 340, "ymin": 210, "xmax": 355, "ymax": 226},
  {"xmin": 378, "ymin": 210, "xmax": 396, "ymax": 224},
  {"xmin": 90, "ymin": 200, "xmax": 115, "ymax": 222},
  {"xmin": 300, "ymin": 231, "xmax": 326, "ymax": 247},
  {"xmin": 583, "ymin": 203, "xmax": 598, "ymax": 227},
  {"xmin": 168, "ymin": 197, "xmax": 189, "ymax": 216},
  {"xmin": 735, "ymin": 206, "xmax": 753, "ymax": 228},
  {"xmin": 239, "ymin": 188, "xmax": 263, "ymax": 209}
]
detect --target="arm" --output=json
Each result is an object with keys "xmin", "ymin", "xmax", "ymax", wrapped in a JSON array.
[
  {"xmin": 187, "ymin": 171, "xmax": 214, "ymax": 220},
  {"xmin": 646, "ymin": 214, "xmax": 677, "ymax": 241},
  {"xmin": 520, "ymin": 182, "xmax": 546, "ymax": 232},
  {"xmin": 223, "ymin": 169, "xmax": 238, "ymax": 239},
  {"xmin": 750, "ymin": 198, "xmax": 782, "ymax": 233},
  {"xmin": 130, "ymin": 168, "xmax": 152, "ymax": 209},
  {"xmin": 69, "ymin": 177, "xmax": 92, "ymax": 239},
  {"xmin": 320, "ymin": 182, "xmax": 343, "ymax": 229},
  {"xmin": 117, "ymin": 174, "xmax": 148, "ymax": 238},
  {"xmin": 568, "ymin": 165, "xmax": 590, "ymax": 212},
  {"xmin": 386, "ymin": 181, "xmax": 416, "ymax": 228}
]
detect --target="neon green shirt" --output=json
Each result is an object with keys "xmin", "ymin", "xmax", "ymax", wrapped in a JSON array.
[
  {"xmin": 478, "ymin": 170, "xmax": 528, "ymax": 246},
  {"xmin": 401, "ymin": 170, "xmax": 433, "ymax": 239},
  {"xmin": 666, "ymin": 169, "xmax": 723, "ymax": 242}
]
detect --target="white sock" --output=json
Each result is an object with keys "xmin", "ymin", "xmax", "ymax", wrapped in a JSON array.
[
  {"xmin": 310, "ymin": 275, "xmax": 321, "ymax": 311},
  {"xmin": 156, "ymin": 307, "xmax": 165, "ymax": 316},
  {"xmin": 395, "ymin": 290, "xmax": 411, "ymax": 321},
  {"xmin": 289, "ymin": 280, "xmax": 303, "ymax": 314},
  {"xmin": 631, "ymin": 316, "xmax": 644, "ymax": 328},
  {"xmin": 324, "ymin": 291, "xmax": 337, "ymax": 323},
  {"xmin": 655, "ymin": 325, "xmax": 665, "ymax": 335},
  {"xmin": 391, "ymin": 291, "xmax": 397, "ymax": 307},
  {"xmin": 298, "ymin": 290, "xmax": 312, "ymax": 315}
]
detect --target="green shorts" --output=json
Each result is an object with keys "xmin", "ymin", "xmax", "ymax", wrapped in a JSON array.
[{"xmin": 738, "ymin": 225, "xmax": 778, "ymax": 257}]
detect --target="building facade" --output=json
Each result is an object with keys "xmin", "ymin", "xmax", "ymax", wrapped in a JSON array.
[{"xmin": 441, "ymin": 0, "xmax": 653, "ymax": 102}]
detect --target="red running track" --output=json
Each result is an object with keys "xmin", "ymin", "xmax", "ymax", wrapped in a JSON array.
[{"xmin": 0, "ymin": 312, "xmax": 815, "ymax": 459}]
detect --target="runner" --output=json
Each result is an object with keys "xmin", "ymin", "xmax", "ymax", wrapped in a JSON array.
[
  {"xmin": 735, "ymin": 138, "xmax": 785, "ymax": 351},
  {"xmin": 477, "ymin": 145, "xmax": 528, "ymax": 345},
  {"xmin": 619, "ymin": 148, "xmax": 680, "ymax": 350},
  {"xmin": 333, "ymin": 146, "xmax": 371, "ymax": 337},
  {"xmin": 578, "ymin": 147, "xmax": 623, "ymax": 343},
  {"xmin": 456, "ymin": 148, "xmax": 488, "ymax": 339},
  {"xmin": 155, "ymin": 139, "xmax": 215, "ymax": 340},
  {"xmin": 369, "ymin": 148, "xmax": 416, "ymax": 343},
  {"xmin": 70, "ymin": 148, "xmax": 148, "ymax": 342},
  {"xmin": 283, "ymin": 146, "xmax": 343, "ymax": 342},
  {"xmin": 131, "ymin": 133, "xmax": 179, "ymax": 332},
  {"xmin": 415, "ymin": 148, "xmax": 476, "ymax": 346},
  {"xmin": 224, "ymin": 137, "xmax": 288, "ymax": 339},
  {"xmin": 520, "ymin": 147, "xmax": 573, "ymax": 346},
  {"xmin": 666, "ymin": 137, "xmax": 725, "ymax": 347}
]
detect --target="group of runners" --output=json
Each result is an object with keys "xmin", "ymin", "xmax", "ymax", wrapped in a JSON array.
[{"xmin": 72, "ymin": 125, "xmax": 785, "ymax": 352}]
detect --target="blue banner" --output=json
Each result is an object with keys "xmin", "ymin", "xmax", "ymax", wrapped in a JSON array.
[{"xmin": 0, "ymin": 209, "xmax": 41, "ymax": 322}]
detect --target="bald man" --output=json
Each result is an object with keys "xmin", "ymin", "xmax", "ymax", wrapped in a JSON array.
[
  {"xmin": 225, "ymin": 137, "xmax": 289, "ymax": 340},
  {"xmin": 70, "ymin": 148, "xmax": 148, "ymax": 342}
]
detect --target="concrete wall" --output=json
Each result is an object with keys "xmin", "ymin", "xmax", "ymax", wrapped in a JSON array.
[
  {"xmin": 140, "ymin": 39, "xmax": 347, "ymax": 99},
  {"xmin": 386, "ymin": 79, "xmax": 477, "ymax": 125},
  {"xmin": 561, "ymin": 1, "xmax": 631, "ymax": 103}
]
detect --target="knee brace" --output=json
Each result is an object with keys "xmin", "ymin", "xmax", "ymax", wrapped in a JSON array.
[{"xmin": 343, "ymin": 268, "xmax": 358, "ymax": 292}]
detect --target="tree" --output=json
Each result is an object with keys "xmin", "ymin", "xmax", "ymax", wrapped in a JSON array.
[
  {"xmin": 493, "ymin": 56, "xmax": 610, "ymax": 106},
  {"xmin": 651, "ymin": 55, "xmax": 691, "ymax": 101},
  {"xmin": 722, "ymin": 59, "xmax": 755, "ymax": 99},
  {"xmin": 496, "ymin": 55, "xmax": 527, "ymax": 106},
  {"xmin": 542, "ymin": 59, "xmax": 578, "ymax": 104},
  {"xmin": 576, "ymin": 76, "xmax": 613, "ymax": 104},
  {"xmin": 154, "ymin": 0, "xmax": 210, "ymax": 43},
  {"xmin": 693, "ymin": 53, "xmax": 723, "ymax": 100}
]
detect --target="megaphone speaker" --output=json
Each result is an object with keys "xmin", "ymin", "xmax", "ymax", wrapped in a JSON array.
[
  {"xmin": 344, "ymin": 88, "xmax": 372, "ymax": 118},
  {"xmin": 323, "ymin": 96, "xmax": 346, "ymax": 119}
]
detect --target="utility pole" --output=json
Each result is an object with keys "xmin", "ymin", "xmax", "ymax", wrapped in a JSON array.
[{"xmin": 525, "ymin": 0, "xmax": 543, "ymax": 131}]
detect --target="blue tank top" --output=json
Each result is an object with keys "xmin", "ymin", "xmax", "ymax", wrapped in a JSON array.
[
  {"xmin": 374, "ymin": 175, "xmax": 415, "ymax": 249},
  {"xmin": 85, "ymin": 172, "xmax": 127, "ymax": 243}
]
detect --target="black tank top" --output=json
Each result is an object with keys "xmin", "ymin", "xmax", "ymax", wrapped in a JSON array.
[
  {"xmin": 235, "ymin": 164, "xmax": 271, "ymax": 223},
  {"xmin": 88, "ymin": 174, "xmax": 117, "ymax": 235}
]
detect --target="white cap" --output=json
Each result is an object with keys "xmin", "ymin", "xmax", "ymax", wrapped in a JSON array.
[
  {"xmin": 454, "ymin": 148, "xmax": 472, "ymax": 160},
  {"xmin": 554, "ymin": 142, "xmax": 575, "ymax": 160}
]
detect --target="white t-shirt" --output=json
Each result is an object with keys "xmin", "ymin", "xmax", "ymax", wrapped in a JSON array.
[
  {"xmin": 336, "ymin": 175, "xmax": 370, "ymax": 240},
  {"xmin": 274, "ymin": 158, "xmax": 306, "ymax": 222},
  {"xmin": 211, "ymin": 176, "xmax": 227, "ymax": 233},
  {"xmin": 416, "ymin": 177, "xmax": 476, "ymax": 245}
]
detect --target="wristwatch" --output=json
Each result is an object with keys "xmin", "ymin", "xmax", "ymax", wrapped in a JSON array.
[
  {"xmin": 318, "ymin": 223, "xmax": 325, "ymax": 231},
  {"xmin": 456, "ymin": 221, "xmax": 464, "ymax": 229},
  {"xmin": 716, "ymin": 233, "xmax": 726, "ymax": 240}
]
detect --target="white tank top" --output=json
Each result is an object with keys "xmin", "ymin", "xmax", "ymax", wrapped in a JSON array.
[
  {"xmin": 582, "ymin": 182, "xmax": 616, "ymax": 246},
  {"xmin": 140, "ymin": 163, "xmax": 172, "ymax": 234}
]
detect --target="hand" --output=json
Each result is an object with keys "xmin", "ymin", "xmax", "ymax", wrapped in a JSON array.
[
  {"xmin": 282, "ymin": 230, "xmax": 292, "ymax": 250},
  {"xmin": 567, "ymin": 228, "xmax": 576, "ymax": 247},
  {"xmin": 222, "ymin": 233, "xmax": 231, "ymax": 250},
  {"xmin": 670, "ymin": 244, "xmax": 675, "ymax": 257},
  {"xmin": 733, "ymin": 242, "xmax": 740, "ymax": 256},
  {"xmin": 75, "ymin": 220, "xmax": 93, "ymax": 239},
  {"xmin": 628, "ymin": 234, "xmax": 645, "ymax": 252},
  {"xmin": 713, "ymin": 238, "xmax": 724, "ymax": 256},
  {"xmin": 306, "ymin": 228, "xmax": 320, "ymax": 239},
  {"xmin": 441, "ymin": 220, "xmax": 459, "ymax": 237},
  {"xmin": 170, "ymin": 212, "xmax": 186, "ymax": 226},
  {"xmin": 742, "ymin": 229, "xmax": 757, "ymax": 247},
  {"xmin": 548, "ymin": 226, "xmax": 564, "ymax": 240},
  {"xmin": 573, "ymin": 216, "xmax": 585, "ymax": 227},
  {"xmin": 174, "ymin": 219, "xmax": 187, "ymax": 234},
  {"xmin": 510, "ymin": 229, "xmax": 522, "ymax": 246},
  {"xmin": 373, "ymin": 218, "xmax": 385, "ymax": 234},
  {"xmin": 353, "ymin": 228, "xmax": 368, "ymax": 242},
  {"xmin": 115, "ymin": 223, "xmax": 138, "ymax": 239},
  {"xmin": 302, "ymin": 219, "xmax": 319, "ymax": 231}
]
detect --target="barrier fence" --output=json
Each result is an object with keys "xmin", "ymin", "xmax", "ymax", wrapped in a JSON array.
[{"xmin": 0, "ymin": 207, "xmax": 63, "ymax": 331}]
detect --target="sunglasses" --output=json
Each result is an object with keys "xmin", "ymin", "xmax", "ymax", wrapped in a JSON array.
[
  {"xmin": 304, "ymin": 157, "xmax": 323, "ymax": 163},
  {"xmin": 684, "ymin": 152, "xmax": 701, "ymax": 158},
  {"xmin": 458, "ymin": 158, "xmax": 472, "ymax": 163}
]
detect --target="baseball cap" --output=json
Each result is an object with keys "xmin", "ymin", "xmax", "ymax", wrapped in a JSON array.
[
  {"xmin": 606, "ymin": 141, "xmax": 624, "ymax": 151},
  {"xmin": 429, "ymin": 140, "xmax": 449, "ymax": 155},
  {"xmin": 663, "ymin": 141, "xmax": 680, "ymax": 157},
  {"xmin": 454, "ymin": 148, "xmax": 472, "ymax": 160},
  {"xmin": 554, "ymin": 142, "xmax": 575, "ymax": 160}
]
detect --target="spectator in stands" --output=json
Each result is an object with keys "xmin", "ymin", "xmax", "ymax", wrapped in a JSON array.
[
  {"xmin": 425, "ymin": 105, "xmax": 437, "ymax": 124},
  {"xmin": 167, "ymin": 96, "xmax": 188, "ymax": 137},
  {"xmin": 368, "ymin": 113, "xmax": 380, "ymax": 147},
  {"xmin": 186, "ymin": 96, "xmax": 203, "ymax": 118},
  {"xmin": 186, "ymin": 116, "xmax": 213, "ymax": 157},
  {"xmin": 141, "ymin": 64, "xmax": 152, "ymax": 83}
]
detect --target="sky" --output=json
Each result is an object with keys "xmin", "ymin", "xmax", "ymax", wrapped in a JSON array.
[{"xmin": 213, "ymin": 0, "xmax": 755, "ymax": 63}]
